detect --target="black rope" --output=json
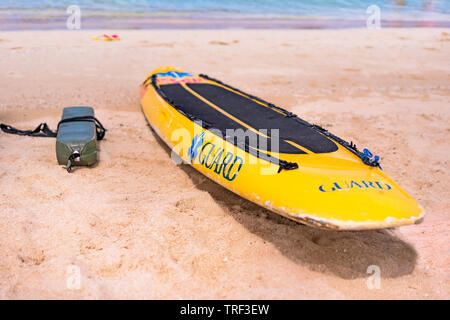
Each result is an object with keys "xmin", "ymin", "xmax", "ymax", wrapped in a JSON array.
[{"xmin": 149, "ymin": 73, "xmax": 299, "ymax": 173}]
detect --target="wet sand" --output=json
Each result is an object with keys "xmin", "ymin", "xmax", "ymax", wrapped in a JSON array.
[{"xmin": 0, "ymin": 29, "xmax": 449, "ymax": 299}]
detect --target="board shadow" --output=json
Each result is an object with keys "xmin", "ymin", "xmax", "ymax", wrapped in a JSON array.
[{"xmin": 149, "ymin": 127, "xmax": 417, "ymax": 280}]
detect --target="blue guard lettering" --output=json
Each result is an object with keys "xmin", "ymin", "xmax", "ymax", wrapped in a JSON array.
[
  {"xmin": 319, "ymin": 180, "xmax": 392, "ymax": 192},
  {"xmin": 189, "ymin": 133, "xmax": 243, "ymax": 181}
]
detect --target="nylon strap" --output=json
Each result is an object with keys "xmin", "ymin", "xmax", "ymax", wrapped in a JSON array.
[
  {"xmin": 0, "ymin": 116, "xmax": 106, "ymax": 140},
  {"xmin": 0, "ymin": 122, "xmax": 56, "ymax": 138}
]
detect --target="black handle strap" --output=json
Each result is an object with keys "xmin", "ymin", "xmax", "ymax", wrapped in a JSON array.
[{"xmin": 57, "ymin": 116, "xmax": 106, "ymax": 140}]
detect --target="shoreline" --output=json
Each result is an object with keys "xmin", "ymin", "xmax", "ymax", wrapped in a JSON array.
[{"xmin": 1, "ymin": 16, "xmax": 450, "ymax": 31}]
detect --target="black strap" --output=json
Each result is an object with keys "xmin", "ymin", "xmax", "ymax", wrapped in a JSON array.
[
  {"xmin": 0, "ymin": 116, "xmax": 106, "ymax": 140},
  {"xmin": 57, "ymin": 116, "xmax": 106, "ymax": 140},
  {"xmin": 0, "ymin": 122, "xmax": 57, "ymax": 138},
  {"xmin": 66, "ymin": 151, "xmax": 81, "ymax": 173}
]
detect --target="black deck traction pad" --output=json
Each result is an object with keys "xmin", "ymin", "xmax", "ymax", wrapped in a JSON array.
[
  {"xmin": 158, "ymin": 83, "xmax": 338, "ymax": 155},
  {"xmin": 187, "ymin": 83, "xmax": 338, "ymax": 154},
  {"xmin": 150, "ymin": 72, "xmax": 381, "ymax": 170},
  {"xmin": 159, "ymin": 84, "xmax": 303, "ymax": 154},
  {"xmin": 149, "ymin": 73, "xmax": 380, "ymax": 169}
]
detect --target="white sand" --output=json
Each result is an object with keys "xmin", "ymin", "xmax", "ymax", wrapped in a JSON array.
[{"xmin": 0, "ymin": 29, "xmax": 449, "ymax": 299}]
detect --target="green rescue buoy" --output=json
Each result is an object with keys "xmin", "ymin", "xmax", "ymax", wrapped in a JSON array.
[
  {"xmin": 0, "ymin": 106, "xmax": 106, "ymax": 172},
  {"xmin": 56, "ymin": 107, "xmax": 100, "ymax": 171}
]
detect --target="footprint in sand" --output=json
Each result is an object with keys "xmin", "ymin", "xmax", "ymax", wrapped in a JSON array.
[
  {"xmin": 151, "ymin": 43, "xmax": 174, "ymax": 48},
  {"xmin": 209, "ymin": 40, "xmax": 239, "ymax": 46},
  {"xmin": 209, "ymin": 41, "xmax": 229, "ymax": 45},
  {"xmin": 174, "ymin": 198, "xmax": 197, "ymax": 212},
  {"xmin": 17, "ymin": 248, "xmax": 46, "ymax": 266},
  {"xmin": 343, "ymin": 68, "xmax": 361, "ymax": 72},
  {"xmin": 311, "ymin": 235, "xmax": 334, "ymax": 247}
]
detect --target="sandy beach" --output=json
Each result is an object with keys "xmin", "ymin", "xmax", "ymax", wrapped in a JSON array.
[{"xmin": 0, "ymin": 28, "xmax": 449, "ymax": 299}]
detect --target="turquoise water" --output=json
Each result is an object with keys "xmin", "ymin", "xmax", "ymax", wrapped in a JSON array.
[
  {"xmin": 1, "ymin": 0, "xmax": 449, "ymax": 17},
  {"xmin": 0, "ymin": 0, "xmax": 449, "ymax": 29}
]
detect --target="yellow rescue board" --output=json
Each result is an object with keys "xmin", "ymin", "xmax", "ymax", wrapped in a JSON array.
[{"xmin": 140, "ymin": 66, "xmax": 424, "ymax": 230}]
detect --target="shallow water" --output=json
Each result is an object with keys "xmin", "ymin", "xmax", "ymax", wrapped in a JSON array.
[{"xmin": 0, "ymin": 0, "xmax": 449, "ymax": 29}]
